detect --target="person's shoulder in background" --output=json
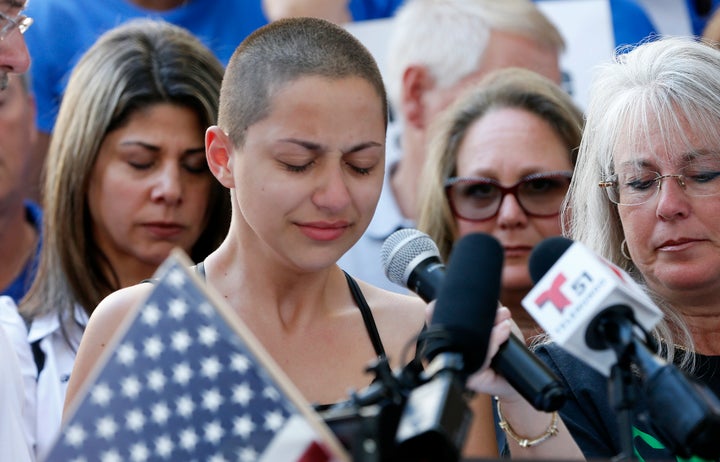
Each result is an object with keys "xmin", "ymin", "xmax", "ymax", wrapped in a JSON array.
[
  {"xmin": 609, "ymin": 0, "xmax": 658, "ymax": 47},
  {"xmin": 349, "ymin": 0, "xmax": 404, "ymax": 20}
]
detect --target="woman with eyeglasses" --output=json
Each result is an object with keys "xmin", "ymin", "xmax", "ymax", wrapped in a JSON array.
[
  {"xmin": 415, "ymin": 67, "xmax": 586, "ymax": 459},
  {"xmin": 417, "ymin": 67, "xmax": 583, "ymax": 343},
  {"xmin": 526, "ymin": 36, "xmax": 720, "ymax": 461}
]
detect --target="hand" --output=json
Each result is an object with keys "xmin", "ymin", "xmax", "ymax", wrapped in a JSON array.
[{"xmin": 465, "ymin": 306, "xmax": 526, "ymax": 403}]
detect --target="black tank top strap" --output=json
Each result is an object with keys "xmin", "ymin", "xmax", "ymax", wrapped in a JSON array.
[{"xmin": 343, "ymin": 271, "xmax": 386, "ymax": 358}]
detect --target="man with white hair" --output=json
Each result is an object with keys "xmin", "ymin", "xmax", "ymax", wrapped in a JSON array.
[{"xmin": 339, "ymin": 0, "xmax": 565, "ymax": 292}]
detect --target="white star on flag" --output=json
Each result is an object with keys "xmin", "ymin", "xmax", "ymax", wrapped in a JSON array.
[{"xmin": 46, "ymin": 250, "xmax": 348, "ymax": 462}]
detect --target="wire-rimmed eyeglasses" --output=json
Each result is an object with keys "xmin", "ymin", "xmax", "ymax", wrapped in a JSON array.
[
  {"xmin": 0, "ymin": 10, "xmax": 32, "ymax": 41},
  {"xmin": 599, "ymin": 165, "xmax": 720, "ymax": 206},
  {"xmin": 444, "ymin": 171, "xmax": 572, "ymax": 221}
]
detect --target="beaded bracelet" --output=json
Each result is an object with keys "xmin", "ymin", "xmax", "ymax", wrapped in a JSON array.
[{"xmin": 495, "ymin": 397, "xmax": 559, "ymax": 448}]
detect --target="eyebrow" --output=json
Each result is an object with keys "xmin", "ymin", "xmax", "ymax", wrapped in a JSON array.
[
  {"xmin": 617, "ymin": 149, "xmax": 720, "ymax": 170},
  {"xmin": 278, "ymin": 138, "xmax": 382, "ymax": 154},
  {"xmin": 120, "ymin": 141, "xmax": 205, "ymax": 155}
]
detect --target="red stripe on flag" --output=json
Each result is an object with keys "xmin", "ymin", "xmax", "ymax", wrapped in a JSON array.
[{"xmin": 298, "ymin": 441, "xmax": 332, "ymax": 462}]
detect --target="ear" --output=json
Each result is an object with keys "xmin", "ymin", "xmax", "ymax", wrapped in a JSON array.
[
  {"xmin": 400, "ymin": 64, "xmax": 435, "ymax": 130},
  {"xmin": 205, "ymin": 126, "xmax": 236, "ymax": 189}
]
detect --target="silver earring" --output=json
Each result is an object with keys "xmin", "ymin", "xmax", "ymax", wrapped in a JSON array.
[{"xmin": 620, "ymin": 239, "xmax": 631, "ymax": 260}]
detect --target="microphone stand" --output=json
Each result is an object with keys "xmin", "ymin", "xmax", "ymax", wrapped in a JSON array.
[
  {"xmin": 587, "ymin": 305, "xmax": 720, "ymax": 461},
  {"xmin": 317, "ymin": 356, "xmax": 409, "ymax": 462},
  {"xmin": 587, "ymin": 305, "xmax": 638, "ymax": 461}
]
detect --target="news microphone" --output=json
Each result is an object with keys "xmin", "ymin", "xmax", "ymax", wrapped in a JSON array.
[
  {"xmin": 382, "ymin": 228, "xmax": 567, "ymax": 412},
  {"xmin": 523, "ymin": 236, "xmax": 664, "ymax": 376},
  {"xmin": 524, "ymin": 237, "xmax": 720, "ymax": 459}
]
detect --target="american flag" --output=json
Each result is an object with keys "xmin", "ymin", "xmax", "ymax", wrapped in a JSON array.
[{"xmin": 45, "ymin": 251, "xmax": 349, "ymax": 462}]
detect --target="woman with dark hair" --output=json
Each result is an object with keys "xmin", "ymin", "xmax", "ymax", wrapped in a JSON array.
[{"xmin": 15, "ymin": 19, "xmax": 230, "ymax": 460}]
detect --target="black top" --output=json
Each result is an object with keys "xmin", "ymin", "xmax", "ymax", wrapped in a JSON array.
[{"xmin": 535, "ymin": 343, "xmax": 720, "ymax": 461}]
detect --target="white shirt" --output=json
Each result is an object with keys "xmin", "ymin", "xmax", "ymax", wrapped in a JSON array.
[
  {"xmin": 0, "ymin": 296, "xmax": 36, "ymax": 462},
  {"xmin": 26, "ymin": 305, "xmax": 87, "ymax": 461}
]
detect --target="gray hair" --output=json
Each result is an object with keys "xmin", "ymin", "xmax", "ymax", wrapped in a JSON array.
[
  {"xmin": 385, "ymin": 0, "xmax": 565, "ymax": 115},
  {"xmin": 563, "ymin": 36, "xmax": 720, "ymax": 369}
]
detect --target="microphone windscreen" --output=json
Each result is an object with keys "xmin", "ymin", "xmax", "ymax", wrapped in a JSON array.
[
  {"xmin": 528, "ymin": 236, "xmax": 574, "ymax": 284},
  {"xmin": 424, "ymin": 232, "xmax": 503, "ymax": 373},
  {"xmin": 381, "ymin": 228, "xmax": 441, "ymax": 286}
]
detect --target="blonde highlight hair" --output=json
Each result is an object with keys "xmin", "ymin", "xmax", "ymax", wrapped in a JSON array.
[
  {"xmin": 418, "ymin": 67, "xmax": 582, "ymax": 262},
  {"xmin": 563, "ymin": 36, "xmax": 720, "ymax": 369}
]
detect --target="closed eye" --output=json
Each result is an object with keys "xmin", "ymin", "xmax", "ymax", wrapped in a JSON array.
[
  {"xmin": 347, "ymin": 163, "xmax": 373, "ymax": 175},
  {"xmin": 625, "ymin": 175, "xmax": 658, "ymax": 191},
  {"xmin": 688, "ymin": 170, "xmax": 720, "ymax": 183},
  {"xmin": 128, "ymin": 161, "xmax": 153, "ymax": 170},
  {"xmin": 284, "ymin": 161, "xmax": 314, "ymax": 173}
]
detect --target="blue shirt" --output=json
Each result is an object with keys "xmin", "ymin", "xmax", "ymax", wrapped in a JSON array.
[
  {"xmin": 349, "ymin": 0, "xmax": 404, "ymax": 20},
  {"xmin": 24, "ymin": 0, "xmax": 269, "ymax": 133},
  {"xmin": 1, "ymin": 201, "xmax": 42, "ymax": 304}
]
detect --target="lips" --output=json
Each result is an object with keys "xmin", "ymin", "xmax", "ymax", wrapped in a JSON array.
[
  {"xmin": 143, "ymin": 222, "xmax": 186, "ymax": 239},
  {"xmin": 503, "ymin": 245, "xmax": 532, "ymax": 258},
  {"xmin": 656, "ymin": 238, "xmax": 702, "ymax": 251},
  {"xmin": 297, "ymin": 221, "xmax": 350, "ymax": 242}
]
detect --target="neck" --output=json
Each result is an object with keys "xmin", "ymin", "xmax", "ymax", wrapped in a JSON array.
[
  {"xmin": 681, "ymin": 311, "xmax": 720, "ymax": 356},
  {"xmin": 102, "ymin": 253, "xmax": 159, "ymax": 291},
  {"xmin": 659, "ymin": 288, "xmax": 720, "ymax": 355},
  {"xmin": 204, "ymin": 225, "xmax": 344, "ymax": 332},
  {"xmin": 0, "ymin": 200, "xmax": 37, "ymax": 291}
]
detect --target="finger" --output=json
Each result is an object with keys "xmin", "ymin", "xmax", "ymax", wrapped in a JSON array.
[
  {"xmin": 495, "ymin": 305, "xmax": 512, "ymax": 325},
  {"xmin": 480, "ymin": 317, "xmax": 512, "ymax": 371},
  {"xmin": 425, "ymin": 300, "xmax": 435, "ymax": 325}
]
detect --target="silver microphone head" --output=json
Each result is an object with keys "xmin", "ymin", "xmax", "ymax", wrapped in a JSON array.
[{"xmin": 381, "ymin": 228, "xmax": 441, "ymax": 286}]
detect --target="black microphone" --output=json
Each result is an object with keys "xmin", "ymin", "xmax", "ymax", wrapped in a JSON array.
[
  {"xmin": 382, "ymin": 228, "xmax": 568, "ymax": 412},
  {"xmin": 423, "ymin": 232, "xmax": 503, "ymax": 374},
  {"xmin": 394, "ymin": 232, "xmax": 503, "ymax": 461}
]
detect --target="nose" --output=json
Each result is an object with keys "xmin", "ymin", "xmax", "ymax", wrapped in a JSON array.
[
  {"xmin": 312, "ymin": 163, "xmax": 351, "ymax": 212},
  {"xmin": 496, "ymin": 193, "xmax": 528, "ymax": 228},
  {"xmin": 655, "ymin": 175, "xmax": 690, "ymax": 220},
  {"xmin": 151, "ymin": 164, "xmax": 183, "ymax": 205},
  {"xmin": 0, "ymin": 30, "xmax": 31, "ymax": 74}
]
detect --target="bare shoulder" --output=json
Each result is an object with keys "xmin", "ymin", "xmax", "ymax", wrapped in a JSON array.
[
  {"xmin": 83, "ymin": 283, "xmax": 153, "ymax": 339},
  {"xmin": 88, "ymin": 283, "xmax": 155, "ymax": 335},
  {"xmin": 353, "ymin": 280, "xmax": 428, "ymax": 365},
  {"xmin": 358, "ymin": 281, "xmax": 426, "ymax": 315},
  {"xmin": 64, "ymin": 282, "xmax": 156, "ymax": 415}
]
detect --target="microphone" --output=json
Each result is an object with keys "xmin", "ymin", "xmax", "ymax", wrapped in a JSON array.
[
  {"xmin": 394, "ymin": 232, "xmax": 503, "ymax": 460},
  {"xmin": 381, "ymin": 227, "xmax": 445, "ymax": 303},
  {"xmin": 524, "ymin": 237, "xmax": 720, "ymax": 459},
  {"xmin": 523, "ymin": 236, "xmax": 664, "ymax": 376},
  {"xmin": 382, "ymin": 228, "xmax": 568, "ymax": 412}
]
